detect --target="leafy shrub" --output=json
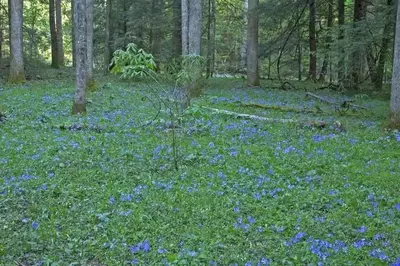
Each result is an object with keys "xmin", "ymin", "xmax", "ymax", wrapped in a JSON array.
[{"xmin": 110, "ymin": 43, "xmax": 156, "ymax": 79}]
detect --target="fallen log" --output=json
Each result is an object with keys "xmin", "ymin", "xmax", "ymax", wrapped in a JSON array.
[
  {"xmin": 200, "ymin": 106, "xmax": 330, "ymax": 127},
  {"xmin": 305, "ymin": 92, "xmax": 368, "ymax": 111},
  {"xmin": 240, "ymin": 102, "xmax": 323, "ymax": 114}
]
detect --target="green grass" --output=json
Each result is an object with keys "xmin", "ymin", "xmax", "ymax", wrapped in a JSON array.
[{"xmin": 0, "ymin": 78, "xmax": 399, "ymax": 265}]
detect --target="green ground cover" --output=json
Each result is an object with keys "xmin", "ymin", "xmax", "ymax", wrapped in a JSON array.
[{"xmin": 0, "ymin": 79, "xmax": 399, "ymax": 265}]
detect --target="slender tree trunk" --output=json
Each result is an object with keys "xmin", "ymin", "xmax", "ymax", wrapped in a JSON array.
[
  {"xmin": 319, "ymin": 0, "xmax": 333, "ymax": 82},
  {"xmin": 308, "ymin": 0, "xmax": 317, "ymax": 80},
  {"xmin": 206, "ymin": 0, "xmax": 216, "ymax": 77},
  {"xmin": 389, "ymin": 0, "xmax": 400, "ymax": 128},
  {"xmin": 350, "ymin": 0, "xmax": 367, "ymax": 89},
  {"xmin": 86, "ymin": 0, "xmax": 95, "ymax": 89},
  {"xmin": 50, "ymin": 0, "xmax": 59, "ymax": 68},
  {"xmin": 172, "ymin": 0, "xmax": 182, "ymax": 59},
  {"xmin": 151, "ymin": 0, "xmax": 163, "ymax": 68},
  {"xmin": 374, "ymin": 0, "xmax": 394, "ymax": 90},
  {"xmin": 8, "ymin": 0, "xmax": 25, "ymax": 83},
  {"xmin": 104, "ymin": 0, "xmax": 112, "ymax": 74},
  {"xmin": 181, "ymin": 0, "xmax": 189, "ymax": 55},
  {"xmin": 337, "ymin": 0, "xmax": 345, "ymax": 81},
  {"xmin": 240, "ymin": 0, "xmax": 248, "ymax": 71},
  {"xmin": 72, "ymin": 0, "xmax": 87, "ymax": 114},
  {"xmin": 71, "ymin": 0, "xmax": 76, "ymax": 67},
  {"xmin": 247, "ymin": 0, "xmax": 259, "ymax": 87},
  {"xmin": 188, "ymin": 0, "xmax": 202, "ymax": 55},
  {"xmin": 56, "ymin": 0, "xmax": 64, "ymax": 66}
]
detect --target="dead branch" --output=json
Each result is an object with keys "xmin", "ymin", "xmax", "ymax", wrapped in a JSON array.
[
  {"xmin": 239, "ymin": 102, "xmax": 323, "ymax": 114},
  {"xmin": 305, "ymin": 92, "xmax": 369, "ymax": 110}
]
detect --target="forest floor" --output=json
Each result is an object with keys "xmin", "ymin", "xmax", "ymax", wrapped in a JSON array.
[{"xmin": 0, "ymin": 76, "xmax": 399, "ymax": 265}]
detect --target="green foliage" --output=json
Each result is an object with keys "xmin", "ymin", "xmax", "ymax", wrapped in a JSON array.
[
  {"xmin": 110, "ymin": 43, "xmax": 157, "ymax": 79},
  {"xmin": 1, "ymin": 79, "xmax": 399, "ymax": 265}
]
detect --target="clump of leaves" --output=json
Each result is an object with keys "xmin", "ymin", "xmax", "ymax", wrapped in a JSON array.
[{"xmin": 110, "ymin": 43, "xmax": 156, "ymax": 79}]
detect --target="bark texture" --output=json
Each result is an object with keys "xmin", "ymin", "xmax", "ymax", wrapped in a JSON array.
[
  {"xmin": 172, "ymin": 0, "xmax": 182, "ymax": 59},
  {"xmin": 206, "ymin": 0, "xmax": 216, "ymax": 77},
  {"xmin": 151, "ymin": 0, "xmax": 163, "ymax": 68},
  {"xmin": 72, "ymin": 0, "xmax": 87, "ymax": 114},
  {"xmin": 308, "ymin": 0, "xmax": 317, "ymax": 80},
  {"xmin": 71, "ymin": 0, "xmax": 76, "ymax": 67},
  {"xmin": 319, "ymin": 0, "xmax": 333, "ymax": 82},
  {"xmin": 56, "ymin": 0, "xmax": 64, "ymax": 66},
  {"xmin": 86, "ymin": 0, "xmax": 95, "ymax": 89},
  {"xmin": 337, "ymin": 0, "xmax": 345, "ymax": 81},
  {"xmin": 247, "ymin": 0, "xmax": 260, "ymax": 87},
  {"xmin": 389, "ymin": 0, "xmax": 400, "ymax": 128},
  {"xmin": 9, "ymin": 0, "xmax": 25, "ymax": 83},
  {"xmin": 104, "ymin": 0, "xmax": 112, "ymax": 74},
  {"xmin": 181, "ymin": 0, "xmax": 189, "ymax": 55}
]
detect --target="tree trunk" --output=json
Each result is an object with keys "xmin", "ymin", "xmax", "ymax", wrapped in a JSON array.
[
  {"xmin": 86, "ymin": 0, "xmax": 95, "ymax": 89},
  {"xmin": 337, "ymin": 0, "xmax": 345, "ymax": 81},
  {"xmin": 188, "ymin": 0, "xmax": 202, "ymax": 55},
  {"xmin": 172, "ymin": 0, "xmax": 182, "ymax": 59},
  {"xmin": 206, "ymin": 0, "xmax": 216, "ymax": 77},
  {"xmin": 374, "ymin": 0, "xmax": 394, "ymax": 90},
  {"xmin": 350, "ymin": 0, "xmax": 367, "ymax": 89},
  {"xmin": 50, "ymin": 0, "xmax": 59, "ymax": 68},
  {"xmin": 8, "ymin": 0, "xmax": 25, "ymax": 83},
  {"xmin": 181, "ymin": 0, "xmax": 189, "ymax": 55},
  {"xmin": 104, "ymin": 0, "xmax": 112, "ymax": 74},
  {"xmin": 308, "ymin": 0, "xmax": 317, "ymax": 80},
  {"xmin": 247, "ymin": 0, "xmax": 259, "ymax": 87},
  {"xmin": 319, "ymin": 0, "xmax": 333, "ymax": 82},
  {"xmin": 71, "ymin": 0, "xmax": 76, "ymax": 67},
  {"xmin": 56, "ymin": 0, "xmax": 64, "ymax": 66},
  {"xmin": 389, "ymin": 0, "xmax": 400, "ymax": 128},
  {"xmin": 72, "ymin": 0, "xmax": 87, "ymax": 114},
  {"xmin": 240, "ymin": 0, "xmax": 248, "ymax": 71},
  {"xmin": 151, "ymin": 0, "xmax": 163, "ymax": 68}
]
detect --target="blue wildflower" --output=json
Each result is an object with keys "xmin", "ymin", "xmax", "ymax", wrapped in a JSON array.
[
  {"xmin": 395, "ymin": 203, "xmax": 400, "ymax": 212},
  {"xmin": 247, "ymin": 216, "xmax": 256, "ymax": 224},
  {"xmin": 369, "ymin": 249, "xmax": 388, "ymax": 261},
  {"xmin": 257, "ymin": 257, "xmax": 271, "ymax": 265},
  {"xmin": 353, "ymin": 239, "xmax": 370, "ymax": 249},
  {"xmin": 31, "ymin": 221, "xmax": 39, "ymax": 230},
  {"xmin": 392, "ymin": 257, "xmax": 400, "ymax": 266},
  {"xmin": 285, "ymin": 232, "xmax": 306, "ymax": 246},
  {"xmin": 158, "ymin": 248, "xmax": 168, "ymax": 254},
  {"xmin": 357, "ymin": 226, "xmax": 367, "ymax": 233}
]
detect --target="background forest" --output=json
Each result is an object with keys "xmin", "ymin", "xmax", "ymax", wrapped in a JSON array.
[{"xmin": 0, "ymin": 0, "xmax": 397, "ymax": 90}]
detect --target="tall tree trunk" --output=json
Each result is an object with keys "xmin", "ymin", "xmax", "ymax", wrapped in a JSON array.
[
  {"xmin": 151, "ymin": 0, "xmax": 163, "ymax": 68},
  {"xmin": 104, "ymin": 0, "xmax": 112, "ymax": 74},
  {"xmin": 319, "ymin": 0, "xmax": 333, "ymax": 82},
  {"xmin": 181, "ymin": 0, "xmax": 189, "ymax": 55},
  {"xmin": 389, "ymin": 0, "xmax": 400, "ymax": 128},
  {"xmin": 337, "ymin": 0, "xmax": 345, "ymax": 81},
  {"xmin": 86, "ymin": 0, "xmax": 95, "ymax": 89},
  {"xmin": 8, "ymin": 0, "xmax": 25, "ymax": 83},
  {"xmin": 71, "ymin": 0, "xmax": 76, "ymax": 67},
  {"xmin": 172, "ymin": 0, "xmax": 182, "ymax": 59},
  {"xmin": 247, "ymin": 0, "xmax": 259, "ymax": 87},
  {"xmin": 72, "ymin": 0, "xmax": 87, "ymax": 114},
  {"xmin": 374, "ymin": 0, "xmax": 394, "ymax": 90},
  {"xmin": 188, "ymin": 0, "xmax": 202, "ymax": 55},
  {"xmin": 50, "ymin": 0, "xmax": 59, "ymax": 68},
  {"xmin": 206, "ymin": 0, "xmax": 216, "ymax": 77},
  {"xmin": 240, "ymin": 0, "xmax": 248, "ymax": 71},
  {"xmin": 350, "ymin": 0, "xmax": 367, "ymax": 89},
  {"xmin": 56, "ymin": 0, "xmax": 64, "ymax": 66},
  {"xmin": 308, "ymin": 0, "xmax": 317, "ymax": 80}
]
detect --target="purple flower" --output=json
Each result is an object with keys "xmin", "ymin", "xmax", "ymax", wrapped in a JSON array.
[
  {"xmin": 247, "ymin": 216, "xmax": 256, "ymax": 224},
  {"xmin": 369, "ymin": 249, "xmax": 388, "ymax": 261},
  {"xmin": 31, "ymin": 221, "xmax": 39, "ymax": 230},
  {"xmin": 158, "ymin": 248, "xmax": 168, "ymax": 254},
  {"xmin": 141, "ymin": 240, "xmax": 151, "ymax": 252},
  {"xmin": 353, "ymin": 239, "xmax": 370, "ymax": 249},
  {"xmin": 392, "ymin": 257, "xmax": 400, "ymax": 266},
  {"xmin": 357, "ymin": 226, "xmax": 367, "ymax": 233},
  {"xmin": 285, "ymin": 232, "xmax": 306, "ymax": 246}
]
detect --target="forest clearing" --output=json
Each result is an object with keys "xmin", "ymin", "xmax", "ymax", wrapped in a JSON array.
[{"xmin": 1, "ymin": 0, "xmax": 400, "ymax": 264}]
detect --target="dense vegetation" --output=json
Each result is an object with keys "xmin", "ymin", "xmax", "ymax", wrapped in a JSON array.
[
  {"xmin": 1, "ymin": 74, "xmax": 400, "ymax": 265},
  {"xmin": 1, "ymin": 0, "xmax": 400, "ymax": 264}
]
